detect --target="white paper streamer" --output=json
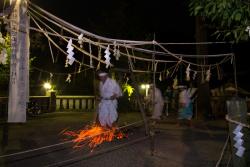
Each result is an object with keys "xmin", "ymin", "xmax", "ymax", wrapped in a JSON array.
[
  {"xmin": 236, "ymin": 146, "xmax": 245, "ymax": 157},
  {"xmin": 234, "ymin": 139, "xmax": 243, "ymax": 149},
  {"xmin": 233, "ymin": 125, "xmax": 243, "ymax": 135},
  {"xmin": 68, "ymin": 57, "xmax": 75, "ymax": 65},
  {"xmin": 233, "ymin": 131, "xmax": 244, "ymax": 141},
  {"xmin": 104, "ymin": 45, "xmax": 111, "ymax": 68},
  {"xmin": 66, "ymin": 39, "xmax": 75, "ymax": 66}
]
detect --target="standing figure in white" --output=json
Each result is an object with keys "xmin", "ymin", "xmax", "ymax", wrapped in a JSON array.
[
  {"xmin": 97, "ymin": 70, "xmax": 122, "ymax": 128},
  {"xmin": 147, "ymin": 85, "xmax": 164, "ymax": 120}
]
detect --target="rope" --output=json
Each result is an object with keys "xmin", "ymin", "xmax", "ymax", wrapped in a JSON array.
[
  {"xmin": 28, "ymin": 2, "xmax": 234, "ymax": 46},
  {"xmin": 156, "ymin": 41, "xmax": 234, "ymax": 67},
  {"xmin": 29, "ymin": 26, "xmax": 233, "ymax": 58},
  {"xmin": 28, "ymin": 8, "xmax": 178, "ymax": 64},
  {"xmin": 32, "ymin": 66, "xmax": 92, "ymax": 75},
  {"xmin": 29, "ymin": 2, "xmax": 153, "ymax": 45},
  {"xmin": 29, "ymin": 11, "xmax": 110, "ymax": 67},
  {"xmin": 45, "ymin": 136, "xmax": 149, "ymax": 167},
  {"xmin": 225, "ymin": 114, "xmax": 250, "ymax": 129},
  {"xmin": 29, "ymin": 15, "xmax": 87, "ymax": 67},
  {"xmin": 215, "ymin": 135, "xmax": 230, "ymax": 167},
  {"xmin": 0, "ymin": 120, "xmax": 144, "ymax": 159},
  {"xmin": 27, "ymin": 4, "xmax": 234, "ymax": 60}
]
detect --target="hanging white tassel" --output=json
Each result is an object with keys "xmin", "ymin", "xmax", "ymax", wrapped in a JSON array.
[
  {"xmin": 78, "ymin": 33, "xmax": 84, "ymax": 48},
  {"xmin": 185, "ymin": 64, "xmax": 190, "ymax": 81},
  {"xmin": 113, "ymin": 42, "xmax": 121, "ymax": 61},
  {"xmin": 205, "ymin": 68, "xmax": 211, "ymax": 82},
  {"xmin": 193, "ymin": 71, "xmax": 197, "ymax": 80},
  {"xmin": 89, "ymin": 43, "xmax": 93, "ymax": 68},
  {"xmin": 159, "ymin": 73, "xmax": 162, "ymax": 81},
  {"xmin": 66, "ymin": 74, "xmax": 72, "ymax": 83},
  {"xmin": 96, "ymin": 47, "xmax": 102, "ymax": 71},
  {"xmin": 104, "ymin": 45, "xmax": 111, "ymax": 68}
]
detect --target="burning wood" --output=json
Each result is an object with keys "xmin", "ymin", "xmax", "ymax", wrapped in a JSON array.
[{"xmin": 63, "ymin": 125, "xmax": 126, "ymax": 151}]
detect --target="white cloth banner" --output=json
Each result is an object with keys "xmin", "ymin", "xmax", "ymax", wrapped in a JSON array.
[{"xmin": 8, "ymin": 0, "xmax": 29, "ymax": 123}]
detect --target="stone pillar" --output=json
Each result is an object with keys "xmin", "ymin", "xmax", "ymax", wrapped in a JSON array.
[
  {"xmin": 49, "ymin": 91, "xmax": 56, "ymax": 112},
  {"xmin": 8, "ymin": 0, "xmax": 29, "ymax": 123}
]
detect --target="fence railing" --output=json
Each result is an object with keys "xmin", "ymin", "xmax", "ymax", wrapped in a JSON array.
[
  {"xmin": 56, "ymin": 96, "xmax": 95, "ymax": 111},
  {"xmin": 1, "ymin": 95, "xmax": 249, "ymax": 116},
  {"xmin": 0, "ymin": 94, "xmax": 96, "ymax": 116}
]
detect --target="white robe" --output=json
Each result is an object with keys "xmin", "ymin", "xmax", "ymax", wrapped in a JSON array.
[
  {"xmin": 98, "ymin": 78, "xmax": 122, "ymax": 127},
  {"xmin": 148, "ymin": 87, "xmax": 164, "ymax": 120}
]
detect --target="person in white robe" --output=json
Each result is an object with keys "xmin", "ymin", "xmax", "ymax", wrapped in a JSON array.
[
  {"xmin": 147, "ymin": 85, "xmax": 164, "ymax": 120},
  {"xmin": 97, "ymin": 71, "xmax": 122, "ymax": 128}
]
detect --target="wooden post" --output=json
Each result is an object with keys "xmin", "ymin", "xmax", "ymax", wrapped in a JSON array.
[{"xmin": 8, "ymin": 0, "xmax": 29, "ymax": 122}]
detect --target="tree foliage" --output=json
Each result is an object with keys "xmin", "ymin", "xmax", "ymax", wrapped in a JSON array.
[
  {"xmin": 189, "ymin": 0, "xmax": 250, "ymax": 42},
  {"xmin": 0, "ymin": 33, "xmax": 11, "ymax": 85}
]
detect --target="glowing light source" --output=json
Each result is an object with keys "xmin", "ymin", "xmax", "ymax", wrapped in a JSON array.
[
  {"xmin": 141, "ymin": 84, "xmax": 150, "ymax": 89},
  {"xmin": 141, "ymin": 84, "xmax": 150, "ymax": 96},
  {"xmin": 43, "ymin": 82, "xmax": 52, "ymax": 90}
]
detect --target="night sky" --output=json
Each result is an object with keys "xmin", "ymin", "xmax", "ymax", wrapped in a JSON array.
[
  {"xmin": 1, "ymin": 0, "xmax": 250, "ymax": 93},
  {"xmin": 32, "ymin": 0, "xmax": 194, "ymax": 41},
  {"xmin": 30, "ymin": 0, "xmax": 250, "ymax": 92}
]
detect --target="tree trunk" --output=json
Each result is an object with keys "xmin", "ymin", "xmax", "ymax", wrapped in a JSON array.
[
  {"xmin": 195, "ymin": 16, "xmax": 212, "ymax": 120},
  {"xmin": 8, "ymin": 0, "xmax": 29, "ymax": 123}
]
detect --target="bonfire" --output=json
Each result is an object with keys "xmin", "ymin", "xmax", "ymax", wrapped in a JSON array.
[{"xmin": 63, "ymin": 125, "xmax": 126, "ymax": 150}]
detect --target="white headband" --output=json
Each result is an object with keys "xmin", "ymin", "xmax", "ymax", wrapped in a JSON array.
[{"xmin": 98, "ymin": 72, "xmax": 108, "ymax": 77}]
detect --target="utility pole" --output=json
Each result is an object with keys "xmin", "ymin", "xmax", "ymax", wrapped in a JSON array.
[{"xmin": 8, "ymin": 0, "xmax": 29, "ymax": 123}]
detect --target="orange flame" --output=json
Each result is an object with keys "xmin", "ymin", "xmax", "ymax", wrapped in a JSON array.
[{"xmin": 63, "ymin": 125, "xmax": 126, "ymax": 150}]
